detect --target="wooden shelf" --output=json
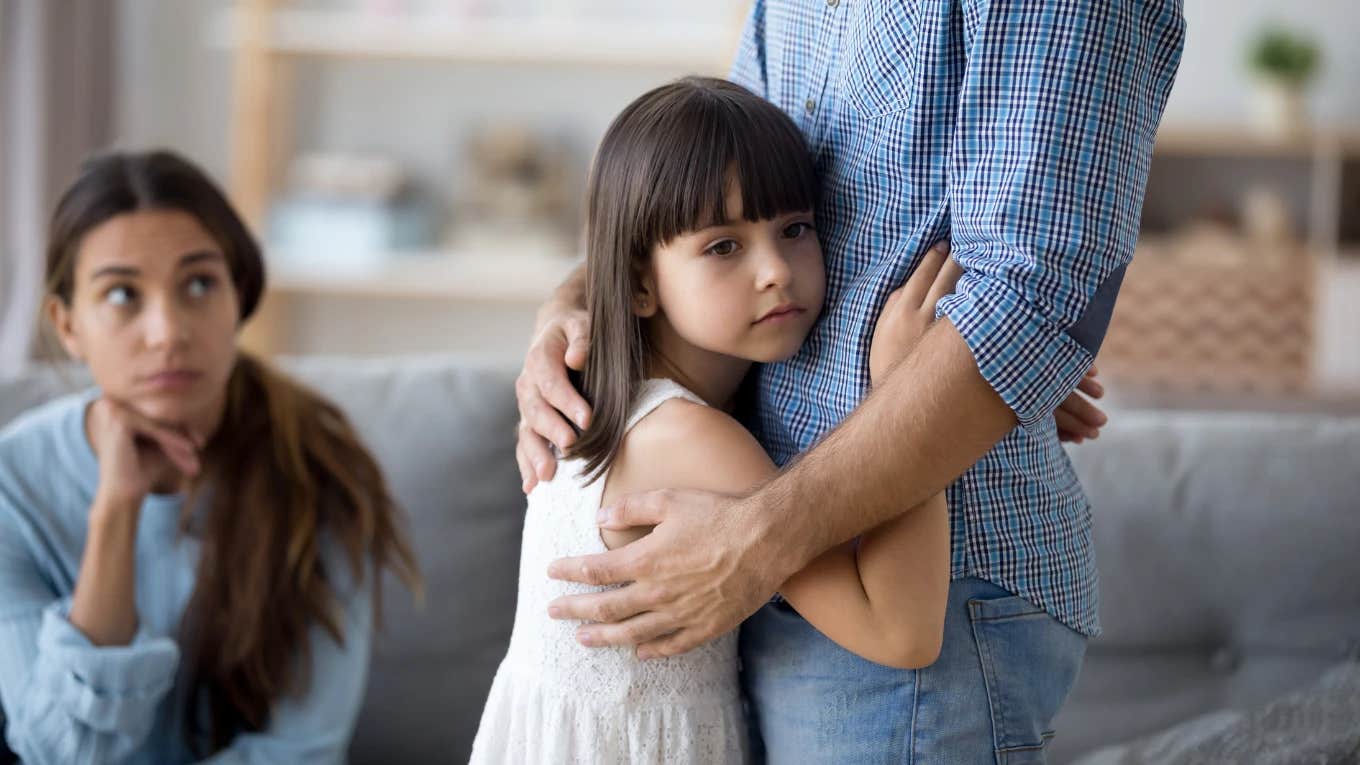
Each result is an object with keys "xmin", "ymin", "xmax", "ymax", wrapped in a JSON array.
[
  {"xmin": 1154, "ymin": 125, "xmax": 1360, "ymax": 158},
  {"xmin": 209, "ymin": 7, "xmax": 736, "ymax": 70},
  {"xmin": 265, "ymin": 250, "xmax": 580, "ymax": 302}
]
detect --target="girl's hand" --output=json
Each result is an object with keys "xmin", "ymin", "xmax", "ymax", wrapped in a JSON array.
[
  {"xmin": 1056, "ymin": 366, "xmax": 1108, "ymax": 443},
  {"xmin": 869, "ymin": 242, "xmax": 963, "ymax": 388},
  {"xmin": 88, "ymin": 397, "xmax": 203, "ymax": 509}
]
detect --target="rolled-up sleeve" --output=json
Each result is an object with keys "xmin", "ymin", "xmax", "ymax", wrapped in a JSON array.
[
  {"xmin": 937, "ymin": 0, "xmax": 1185, "ymax": 430},
  {"xmin": 0, "ymin": 539, "xmax": 179, "ymax": 764}
]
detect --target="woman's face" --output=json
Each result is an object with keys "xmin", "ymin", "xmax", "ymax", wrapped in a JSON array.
[{"xmin": 49, "ymin": 209, "xmax": 240, "ymax": 430}]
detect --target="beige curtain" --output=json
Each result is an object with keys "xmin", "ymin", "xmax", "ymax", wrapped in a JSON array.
[{"xmin": 0, "ymin": 0, "xmax": 114, "ymax": 377}]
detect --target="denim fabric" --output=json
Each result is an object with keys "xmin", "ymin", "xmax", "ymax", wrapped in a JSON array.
[{"xmin": 741, "ymin": 578, "xmax": 1086, "ymax": 763}]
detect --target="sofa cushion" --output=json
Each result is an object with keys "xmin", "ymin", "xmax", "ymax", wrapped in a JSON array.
[
  {"xmin": 1051, "ymin": 410, "xmax": 1360, "ymax": 760},
  {"xmin": 1072, "ymin": 661, "xmax": 1360, "ymax": 764}
]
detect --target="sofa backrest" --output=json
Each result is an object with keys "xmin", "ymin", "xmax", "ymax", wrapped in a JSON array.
[{"xmin": 1051, "ymin": 409, "xmax": 1360, "ymax": 759}]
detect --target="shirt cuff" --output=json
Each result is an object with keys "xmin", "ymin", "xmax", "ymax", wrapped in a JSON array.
[
  {"xmin": 37, "ymin": 599, "xmax": 180, "ymax": 736},
  {"xmin": 937, "ymin": 270, "xmax": 1093, "ymax": 431}
]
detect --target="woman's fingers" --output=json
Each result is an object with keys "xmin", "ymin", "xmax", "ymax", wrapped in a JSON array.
[{"xmin": 106, "ymin": 401, "xmax": 202, "ymax": 475}]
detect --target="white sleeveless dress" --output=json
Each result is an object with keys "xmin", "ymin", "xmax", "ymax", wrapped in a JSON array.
[{"xmin": 469, "ymin": 379, "xmax": 748, "ymax": 764}]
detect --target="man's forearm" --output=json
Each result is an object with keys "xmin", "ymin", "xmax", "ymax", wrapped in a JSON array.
[{"xmin": 762, "ymin": 318, "xmax": 1018, "ymax": 564}]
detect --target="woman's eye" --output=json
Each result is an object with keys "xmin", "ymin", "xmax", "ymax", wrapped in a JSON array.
[
  {"xmin": 105, "ymin": 286, "xmax": 136, "ymax": 307},
  {"xmin": 783, "ymin": 222, "xmax": 813, "ymax": 238},
  {"xmin": 186, "ymin": 274, "xmax": 216, "ymax": 298},
  {"xmin": 706, "ymin": 240, "xmax": 738, "ymax": 257}
]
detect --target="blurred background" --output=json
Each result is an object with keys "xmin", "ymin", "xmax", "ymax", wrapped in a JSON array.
[{"xmin": 2, "ymin": 0, "xmax": 1358, "ymax": 409}]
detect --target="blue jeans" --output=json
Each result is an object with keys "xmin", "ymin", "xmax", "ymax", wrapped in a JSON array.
[{"xmin": 740, "ymin": 578, "xmax": 1087, "ymax": 764}]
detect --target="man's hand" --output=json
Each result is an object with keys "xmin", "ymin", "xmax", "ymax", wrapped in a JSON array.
[
  {"xmin": 1055, "ymin": 366, "xmax": 1107, "ymax": 444},
  {"xmin": 516, "ymin": 301, "xmax": 593, "ymax": 493},
  {"xmin": 546, "ymin": 489, "xmax": 800, "ymax": 660}
]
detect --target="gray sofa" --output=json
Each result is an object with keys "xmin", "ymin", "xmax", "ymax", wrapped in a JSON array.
[{"xmin": 2, "ymin": 356, "xmax": 1358, "ymax": 763}]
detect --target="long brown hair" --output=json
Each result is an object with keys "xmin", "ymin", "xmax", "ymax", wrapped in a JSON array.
[
  {"xmin": 568, "ymin": 76, "xmax": 819, "ymax": 481},
  {"xmin": 44, "ymin": 150, "xmax": 421, "ymax": 755}
]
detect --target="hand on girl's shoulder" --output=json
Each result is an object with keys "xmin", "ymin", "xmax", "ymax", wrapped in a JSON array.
[{"xmin": 610, "ymin": 399, "xmax": 777, "ymax": 499}]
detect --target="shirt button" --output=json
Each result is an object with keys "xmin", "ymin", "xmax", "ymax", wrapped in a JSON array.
[
  {"xmin": 827, "ymin": 0, "xmax": 839, "ymax": 6},
  {"xmin": 805, "ymin": 98, "xmax": 816, "ymax": 113}
]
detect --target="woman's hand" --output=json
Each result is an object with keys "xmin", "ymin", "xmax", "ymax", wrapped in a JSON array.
[
  {"xmin": 88, "ymin": 397, "xmax": 203, "ymax": 509},
  {"xmin": 869, "ymin": 242, "xmax": 963, "ymax": 388}
]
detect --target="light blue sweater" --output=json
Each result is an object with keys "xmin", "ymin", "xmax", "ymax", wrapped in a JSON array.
[{"xmin": 0, "ymin": 392, "xmax": 373, "ymax": 764}]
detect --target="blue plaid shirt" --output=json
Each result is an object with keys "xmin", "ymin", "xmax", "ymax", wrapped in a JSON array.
[{"xmin": 732, "ymin": 0, "xmax": 1185, "ymax": 636}]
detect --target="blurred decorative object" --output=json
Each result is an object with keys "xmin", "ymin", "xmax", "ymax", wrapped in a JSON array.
[
  {"xmin": 1099, "ymin": 244, "xmax": 1315, "ymax": 396},
  {"xmin": 452, "ymin": 124, "xmax": 577, "ymax": 256},
  {"xmin": 269, "ymin": 152, "xmax": 439, "ymax": 272},
  {"xmin": 1245, "ymin": 25, "xmax": 1321, "ymax": 138},
  {"xmin": 1239, "ymin": 186, "xmax": 1296, "ymax": 252}
]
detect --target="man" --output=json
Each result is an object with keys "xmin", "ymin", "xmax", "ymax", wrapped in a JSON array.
[{"xmin": 515, "ymin": 0, "xmax": 1185, "ymax": 760}]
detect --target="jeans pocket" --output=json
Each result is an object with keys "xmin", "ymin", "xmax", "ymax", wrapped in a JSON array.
[
  {"xmin": 839, "ymin": 0, "xmax": 920, "ymax": 118},
  {"xmin": 967, "ymin": 593, "xmax": 1086, "ymax": 764}
]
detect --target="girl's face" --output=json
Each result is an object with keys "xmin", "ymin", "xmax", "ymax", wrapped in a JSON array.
[
  {"xmin": 640, "ymin": 183, "xmax": 825, "ymax": 366},
  {"xmin": 48, "ymin": 209, "xmax": 240, "ymax": 430}
]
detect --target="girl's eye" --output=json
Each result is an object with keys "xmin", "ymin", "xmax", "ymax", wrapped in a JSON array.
[
  {"xmin": 186, "ymin": 274, "xmax": 216, "ymax": 298},
  {"xmin": 105, "ymin": 285, "xmax": 137, "ymax": 307},
  {"xmin": 706, "ymin": 239, "xmax": 739, "ymax": 257},
  {"xmin": 783, "ymin": 222, "xmax": 813, "ymax": 239}
]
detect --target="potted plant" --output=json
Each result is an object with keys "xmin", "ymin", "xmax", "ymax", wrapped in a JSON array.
[{"xmin": 1246, "ymin": 25, "xmax": 1321, "ymax": 137}]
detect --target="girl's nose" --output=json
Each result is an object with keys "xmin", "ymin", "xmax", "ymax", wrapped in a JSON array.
[{"xmin": 755, "ymin": 244, "xmax": 793, "ymax": 291}]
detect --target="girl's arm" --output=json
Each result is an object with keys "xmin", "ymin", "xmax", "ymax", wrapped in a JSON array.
[
  {"xmin": 605, "ymin": 401, "xmax": 948, "ymax": 669},
  {"xmin": 777, "ymin": 496, "xmax": 949, "ymax": 668}
]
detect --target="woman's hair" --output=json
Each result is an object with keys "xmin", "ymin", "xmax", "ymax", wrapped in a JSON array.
[
  {"xmin": 568, "ymin": 76, "xmax": 819, "ymax": 481},
  {"xmin": 45, "ymin": 150, "xmax": 421, "ymax": 755}
]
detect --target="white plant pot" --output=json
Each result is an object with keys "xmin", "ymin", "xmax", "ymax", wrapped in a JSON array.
[{"xmin": 1249, "ymin": 79, "xmax": 1308, "ymax": 138}]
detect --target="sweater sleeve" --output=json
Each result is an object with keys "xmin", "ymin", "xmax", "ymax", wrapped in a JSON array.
[{"xmin": 0, "ymin": 518, "xmax": 180, "ymax": 765}]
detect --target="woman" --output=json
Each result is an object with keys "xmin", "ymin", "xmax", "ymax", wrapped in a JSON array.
[{"xmin": 0, "ymin": 150, "xmax": 420, "ymax": 764}]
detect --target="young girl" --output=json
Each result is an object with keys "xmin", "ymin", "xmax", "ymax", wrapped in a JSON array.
[
  {"xmin": 0, "ymin": 151, "xmax": 420, "ymax": 764},
  {"xmin": 471, "ymin": 77, "xmax": 955, "ymax": 763}
]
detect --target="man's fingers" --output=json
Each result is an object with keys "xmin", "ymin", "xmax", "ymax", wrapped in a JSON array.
[
  {"xmin": 636, "ymin": 628, "xmax": 702, "ymax": 661},
  {"xmin": 548, "ymin": 546, "xmax": 639, "ymax": 586},
  {"xmin": 597, "ymin": 489, "xmax": 672, "ymax": 530},
  {"xmin": 575, "ymin": 611, "xmax": 677, "ymax": 649},
  {"xmin": 523, "ymin": 393, "xmax": 579, "ymax": 451},
  {"xmin": 534, "ymin": 355, "xmax": 591, "ymax": 432},
  {"xmin": 516, "ymin": 424, "xmax": 558, "ymax": 483},
  {"xmin": 548, "ymin": 583, "xmax": 658, "ymax": 624},
  {"xmin": 563, "ymin": 315, "xmax": 592, "ymax": 373},
  {"xmin": 925, "ymin": 256, "xmax": 965, "ymax": 311},
  {"xmin": 515, "ymin": 441, "xmax": 538, "ymax": 494},
  {"xmin": 1077, "ymin": 374, "xmax": 1105, "ymax": 399}
]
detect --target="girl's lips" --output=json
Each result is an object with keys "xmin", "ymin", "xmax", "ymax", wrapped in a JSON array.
[{"xmin": 754, "ymin": 307, "xmax": 806, "ymax": 325}]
